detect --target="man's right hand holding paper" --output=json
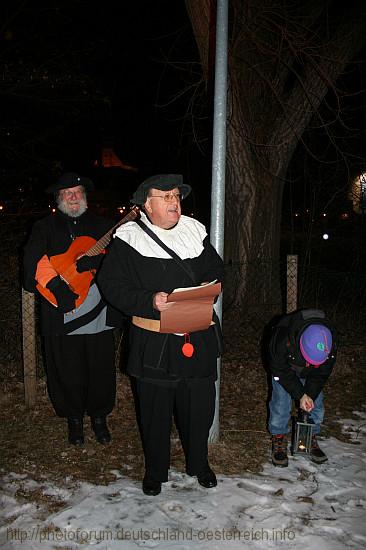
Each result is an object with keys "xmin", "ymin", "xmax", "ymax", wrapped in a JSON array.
[{"xmin": 153, "ymin": 292, "xmax": 174, "ymax": 311}]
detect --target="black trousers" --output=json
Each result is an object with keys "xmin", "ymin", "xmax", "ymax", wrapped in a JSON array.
[
  {"xmin": 136, "ymin": 377, "xmax": 216, "ymax": 482},
  {"xmin": 44, "ymin": 331, "xmax": 116, "ymax": 419}
]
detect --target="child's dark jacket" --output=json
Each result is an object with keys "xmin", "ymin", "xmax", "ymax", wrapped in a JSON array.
[{"xmin": 268, "ymin": 309, "xmax": 337, "ymax": 401}]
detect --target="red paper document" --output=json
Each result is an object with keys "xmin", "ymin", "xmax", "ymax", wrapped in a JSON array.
[{"xmin": 160, "ymin": 281, "xmax": 221, "ymax": 334}]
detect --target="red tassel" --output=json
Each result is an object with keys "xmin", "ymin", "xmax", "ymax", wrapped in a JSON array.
[{"xmin": 182, "ymin": 333, "xmax": 194, "ymax": 357}]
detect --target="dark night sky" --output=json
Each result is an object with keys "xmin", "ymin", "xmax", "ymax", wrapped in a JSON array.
[
  {"xmin": 76, "ymin": 1, "xmax": 197, "ymax": 172},
  {"xmin": 0, "ymin": 0, "xmax": 204, "ymax": 206},
  {"xmin": 1, "ymin": 0, "xmax": 366, "ymax": 227}
]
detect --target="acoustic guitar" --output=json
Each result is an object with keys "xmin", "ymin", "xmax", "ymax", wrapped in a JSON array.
[{"xmin": 37, "ymin": 206, "xmax": 139, "ymax": 308}]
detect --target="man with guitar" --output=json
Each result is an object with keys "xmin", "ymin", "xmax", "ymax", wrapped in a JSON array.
[
  {"xmin": 97, "ymin": 174, "xmax": 224, "ymax": 496},
  {"xmin": 23, "ymin": 172, "xmax": 126, "ymax": 446}
]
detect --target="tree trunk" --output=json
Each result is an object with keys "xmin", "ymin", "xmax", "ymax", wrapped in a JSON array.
[
  {"xmin": 185, "ymin": 0, "xmax": 366, "ymax": 309},
  {"xmin": 225, "ymin": 93, "xmax": 287, "ymax": 308}
]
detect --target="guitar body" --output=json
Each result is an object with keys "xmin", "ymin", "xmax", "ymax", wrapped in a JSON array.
[
  {"xmin": 36, "ymin": 236, "xmax": 97, "ymax": 308},
  {"xmin": 35, "ymin": 206, "xmax": 139, "ymax": 309}
]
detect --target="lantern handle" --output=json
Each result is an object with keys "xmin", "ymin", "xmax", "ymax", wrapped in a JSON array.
[{"xmin": 298, "ymin": 409, "xmax": 309, "ymax": 423}]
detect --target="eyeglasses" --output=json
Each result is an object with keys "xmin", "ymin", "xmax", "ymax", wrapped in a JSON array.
[
  {"xmin": 61, "ymin": 188, "xmax": 84, "ymax": 198},
  {"xmin": 148, "ymin": 192, "xmax": 182, "ymax": 202}
]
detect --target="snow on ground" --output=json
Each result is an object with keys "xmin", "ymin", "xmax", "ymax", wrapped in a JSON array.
[{"xmin": 1, "ymin": 411, "xmax": 365, "ymax": 550}]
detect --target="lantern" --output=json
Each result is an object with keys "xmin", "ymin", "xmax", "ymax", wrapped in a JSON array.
[{"xmin": 292, "ymin": 411, "xmax": 314, "ymax": 455}]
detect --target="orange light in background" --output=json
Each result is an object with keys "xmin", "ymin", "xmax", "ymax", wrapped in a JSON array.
[
  {"xmin": 294, "ymin": 213, "xmax": 299, "ymax": 217},
  {"xmin": 52, "ymin": 208, "xmax": 56, "ymax": 213},
  {"xmin": 322, "ymin": 213, "xmax": 327, "ymax": 217},
  {"xmin": 0, "ymin": 205, "xmax": 3, "ymax": 211},
  {"xmin": 341, "ymin": 213, "xmax": 349, "ymax": 220},
  {"xmin": 100, "ymin": 148, "xmax": 137, "ymax": 171}
]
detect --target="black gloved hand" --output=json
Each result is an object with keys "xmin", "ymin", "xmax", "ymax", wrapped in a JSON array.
[
  {"xmin": 76, "ymin": 254, "xmax": 103, "ymax": 273},
  {"xmin": 46, "ymin": 276, "xmax": 78, "ymax": 313}
]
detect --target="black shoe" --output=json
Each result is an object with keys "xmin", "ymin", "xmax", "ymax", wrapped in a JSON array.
[
  {"xmin": 142, "ymin": 477, "xmax": 161, "ymax": 496},
  {"xmin": 197, "ymin": 466, "xmax": 217, "ymax": 488},
  {"xmin": 67, "ymin": 418, "xmax": 84, "ymax": 446},
  {"xmin": 310, "ymin": 435, "xmax": 328, "ymax": 464},
  {"xmin": 271, "ymin": 434, "xmax": 288, "ymax": 467},
  {"xmin": 91, "ymin": 417, "xmax": 111, "ymax": 444}
]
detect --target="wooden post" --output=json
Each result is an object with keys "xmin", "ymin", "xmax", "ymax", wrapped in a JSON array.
[
  {"xmin": 287, "ymin": 255, "xmax": 298, "ymax": 313},
  {"xmin": 22, "ymin": 288, "xmax": 37, "ymax": 408}
]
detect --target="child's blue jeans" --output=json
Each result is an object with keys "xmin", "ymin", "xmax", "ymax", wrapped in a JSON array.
[{"xmin": 269, "ymin": 377, "xmax": 324, "ymax": 436}]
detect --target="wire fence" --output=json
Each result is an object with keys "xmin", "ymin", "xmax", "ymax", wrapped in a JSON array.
[
  {"xmin": 222, "ymin": 256, "xmax": 366, "ymax": 360},
  {"xmin": 2, "ymin": 214, "xmax": 366, "ymax": 394}
]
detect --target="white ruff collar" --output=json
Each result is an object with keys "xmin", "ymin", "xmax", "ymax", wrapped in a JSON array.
[{"xmin": 114, "ymin": 211, "xmax": 207, "ymax": 259}]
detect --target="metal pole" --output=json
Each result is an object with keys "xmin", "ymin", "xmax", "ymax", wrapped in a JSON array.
[{"xmin": 209, "ymin": 0, "xmax": 229, "ymax": 443}]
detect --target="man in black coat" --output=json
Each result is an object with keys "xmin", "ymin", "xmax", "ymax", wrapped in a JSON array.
[
  {"xmin": 97, "ymin": 174, "xmax": 224, "ymax": 496},
  {"xmin": 267, "ymin": 309, "xmax": 337, "ymax": 467},
  {"xmin": 23, "ymin": 172, "xmax": 124, "ymax": 446}
]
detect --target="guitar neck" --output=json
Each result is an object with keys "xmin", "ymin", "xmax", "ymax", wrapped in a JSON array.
[{"xmin": 86, "ymin": 206, "xmax": 139, "ymax": 256}]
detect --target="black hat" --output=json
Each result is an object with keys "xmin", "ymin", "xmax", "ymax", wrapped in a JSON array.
[
  {"xmin": 46, "ymin": 172, "xmax": 94, "ymax": 194},
  {"xmin": 131, "ymin": 174, "xmax": 191, "ymax": 205}
]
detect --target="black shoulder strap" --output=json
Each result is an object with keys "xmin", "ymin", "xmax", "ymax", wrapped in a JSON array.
[
  {"xmin": 136, "ymin": 218, "xmax": 223, "ymax": 354},
  {"xmin": 136, "ymin": 218, "xmax": 197, "ymax": 285}
]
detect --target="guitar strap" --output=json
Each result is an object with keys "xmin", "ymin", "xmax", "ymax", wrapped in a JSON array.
[{"xmin": 135, "ymin": 218, "xmax": 224, "ymax": 355}]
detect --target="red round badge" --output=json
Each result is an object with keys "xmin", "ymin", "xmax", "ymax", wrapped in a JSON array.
[
  {"xmin": 182, "ymin": 342, "xmax": 194, "ymax": 357},
  {"xmin": 182, "ymin": 333, "xmax": 194, "ymax": 357}
]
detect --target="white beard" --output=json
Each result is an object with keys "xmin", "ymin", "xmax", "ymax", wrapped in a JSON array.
[{"xmin": 57, "ymin": 196, "xmax": 88, "ymax": 218}]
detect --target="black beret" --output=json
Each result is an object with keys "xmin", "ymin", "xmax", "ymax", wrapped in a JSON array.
[
  {"xmin": 131, "ymin": 174, "xmax": 191, "ymax": 205},
  {"xmin": 45, "ymin": 172, "xmax": 94, "ymax": 194}
]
